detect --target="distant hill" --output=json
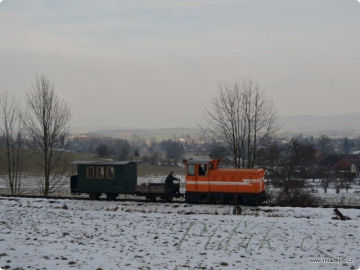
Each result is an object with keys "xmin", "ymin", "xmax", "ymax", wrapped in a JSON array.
[
  {"xmin": 87, "ymin": 127, "xmax": 201, "ymax": 141},
  {"xmin": 279, "ymin": 112, "xmax": 360, "ymax": 137},
  {"xmin": 72, "ymin": 112, "xmax": 360, "ymax": 139}
]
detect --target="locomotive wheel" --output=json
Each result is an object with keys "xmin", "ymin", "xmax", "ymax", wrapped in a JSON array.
[
  {"xmin": 89, "ymin": 193, "xmax": 101, "ymax": 200},
  {"xmin": 185, "ymin": 192, "xmax": 200, "ymax": 204},
  {"xmin": 231, "ymin": 195, "xmax": 240, "ymax": 205}
]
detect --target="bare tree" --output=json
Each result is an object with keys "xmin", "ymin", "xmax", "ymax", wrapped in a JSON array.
[
  {"xmin": 96, "ymin": 144, "xmax": 110, "ymax": 158},
  {"xmin": 321, "ymin": 178, "xmax": 329, "ymax": 193},
  {"xmin": 317, "ymin": 135, "xmax": 334, "ymax": 155},
  {"xmin": 24, "ymin": 75, "xmax": 71, "ymax": 196},
  {"xmin": 0, "ymin": 91, "xmax": 24, "ymax": 195},
  {"xmin": 204, "ymin": 79, "xmax": 276, "ymax": 168}
]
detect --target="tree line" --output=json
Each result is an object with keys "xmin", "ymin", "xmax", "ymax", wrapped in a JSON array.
[{"xmin": 67, "ymin": 136, "xmax": 185, "ymax": 164}]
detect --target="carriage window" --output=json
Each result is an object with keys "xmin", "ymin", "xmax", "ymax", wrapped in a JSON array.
[
  {"xmin": 96, "ymin": 166, "xmax": 104, "ymax": 179},
  {"xmin": 199, "ymin": 164, "xmax": 208, "ymax": 176},
  {"xmin": 106, "ymin": 166, "xmax": 115, "ymax": 179},
  {"xmin": 188, "ymin": 164, "xmax": 195, "ymax": 176},
  {"xmin": 86, "ymin": 166, "xmax": 94, "ymax": 179}
]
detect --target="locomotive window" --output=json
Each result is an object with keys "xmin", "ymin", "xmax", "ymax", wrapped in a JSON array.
[
  {"xmin": 199, "ymin": 164, "xmax": 208, "ymax": 176},
  {"xmin": 96, "ymin": 166, "xmax": 104, "ymax": 179},
  {"xmin": 188, "ymin": 164, "xmax": 195, "ymax": 176},
  {"xmin": 86, "ymin": 167, "xmax": 95, "ymax": 179},
  {"xmin": 106, "ymin": 166, "xmax": 115, "ymax": 179}
]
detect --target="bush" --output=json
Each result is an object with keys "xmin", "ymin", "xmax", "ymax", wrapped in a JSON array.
[
  {"xmin": 270, "ymin": 177, "xmax": 306, "ymax": 189},
  {"xmin": 275, "ymin": 188, "xmax": 321, "ymax": 206}
]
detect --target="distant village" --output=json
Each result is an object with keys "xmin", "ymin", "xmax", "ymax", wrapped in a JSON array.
[{"xmin": 66, "ymin": 132, "xmax": 360, "ymax": 188}]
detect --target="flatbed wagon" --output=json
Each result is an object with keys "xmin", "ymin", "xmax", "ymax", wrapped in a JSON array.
[{"xmin": 135, "ymin": 183, "xmax": 181, "ymax": 202}]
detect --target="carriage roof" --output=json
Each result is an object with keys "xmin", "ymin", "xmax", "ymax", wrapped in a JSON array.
[{"xmin": 71, "ymin": 161, "xmax": 135, "ymax": 166}]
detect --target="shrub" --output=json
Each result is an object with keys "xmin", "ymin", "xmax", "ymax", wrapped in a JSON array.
[{"xmin": 275, "ymin": 188, "xmax": 321, "ymax": 206}]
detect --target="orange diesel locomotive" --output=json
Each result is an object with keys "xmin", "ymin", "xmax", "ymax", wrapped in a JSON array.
[{"xmin": 184, "ymin": 158, "xmax": 266, "ymax": 205}]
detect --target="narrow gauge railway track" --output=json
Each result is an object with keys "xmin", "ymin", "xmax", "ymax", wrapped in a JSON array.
[
  {"xmin": 0, "ymin": 193, "xmax": 178, "ymax": 204},
  {"xmin": 0, "ymin": 194, "xmax": 360, "ymax": 209}
]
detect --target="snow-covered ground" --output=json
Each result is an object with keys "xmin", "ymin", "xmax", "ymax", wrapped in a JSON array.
[{"xmin": 0, "ymin": 197, "xmax": 359, "ymax": 269}]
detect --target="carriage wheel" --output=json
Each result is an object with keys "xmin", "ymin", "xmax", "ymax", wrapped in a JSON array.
[
  {"xmin": 106, "ymin": 193, "xmax": 118, "ymax": 200},
  {"xmin": 89, "ymin": 193, "xmax": 101, "ymax": 200},
  {"xmin": 146, "ymin": 195, "xmax": 156, "ymax": 202}
]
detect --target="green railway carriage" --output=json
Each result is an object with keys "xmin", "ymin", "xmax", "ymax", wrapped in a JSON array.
[{"xmin": 70, "ymin": 161, "xmax": 137, "ymax": 199}]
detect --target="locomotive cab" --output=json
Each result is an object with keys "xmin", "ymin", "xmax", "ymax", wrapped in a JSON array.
[
  {"xmin": 183, "ymin": 158, "xmax": 266, "ymax": 205},
  {"xmin": 185, "ymin": 159, "xmax": 219, "ymax": 177}
]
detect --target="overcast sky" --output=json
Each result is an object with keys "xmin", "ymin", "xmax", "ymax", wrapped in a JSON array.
[{"xmin": 0, "ymin": 0, "xmax": 359, "ymax": 130}]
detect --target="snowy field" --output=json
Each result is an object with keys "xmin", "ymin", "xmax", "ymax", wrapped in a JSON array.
[{"xmin": 0, "ymin": 197, "xmax": 359, "ymax": 270}]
